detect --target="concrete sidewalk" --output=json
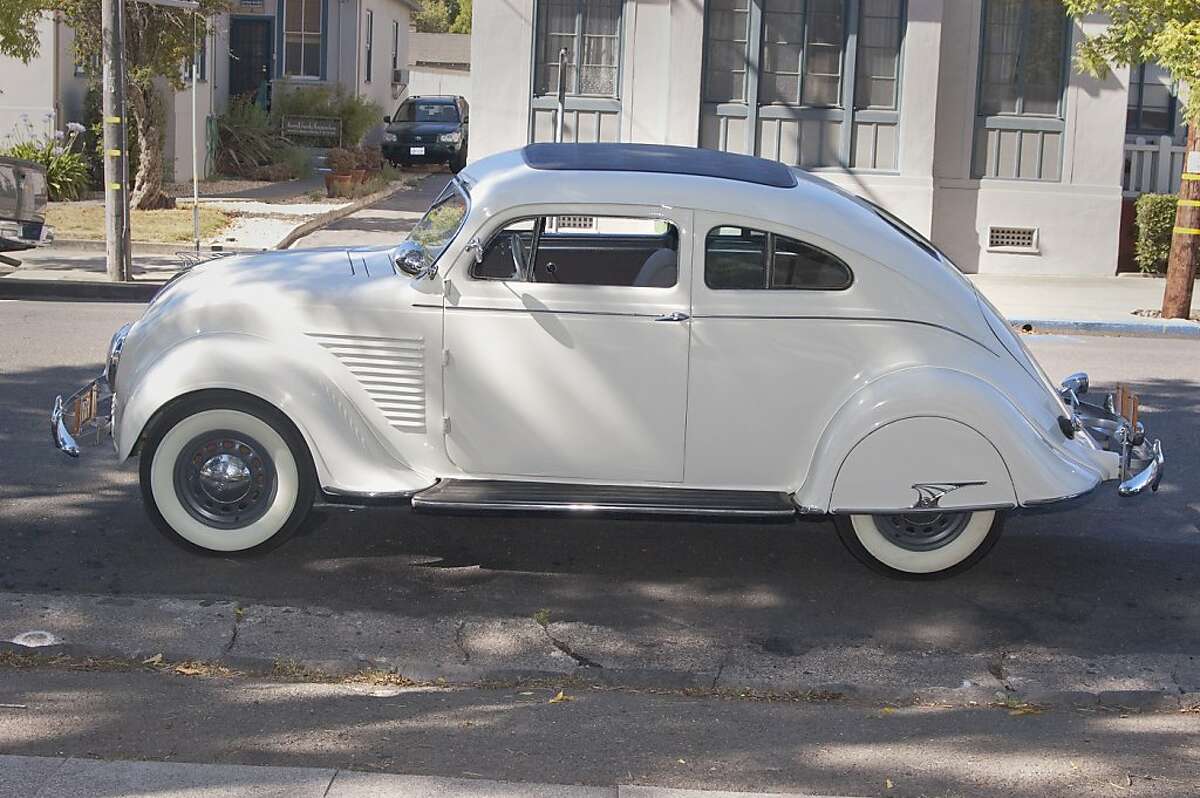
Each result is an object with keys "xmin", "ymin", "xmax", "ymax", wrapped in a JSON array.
[
  {"xmin": 968, "ymin": 273, "xmax": 1200, "ymax": 337},
  {"xmin": 0, "ymin": 755, "xmax": 846, "ymax": 798}
]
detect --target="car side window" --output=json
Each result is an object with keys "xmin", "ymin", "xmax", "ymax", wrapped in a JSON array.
[
  {"xmin": 471, "ymin": 216, "xmax": 679, "ymax": 288},
  {"xmin": 705, "ymin": 226, "xmax": 852, "ymax": 291}
]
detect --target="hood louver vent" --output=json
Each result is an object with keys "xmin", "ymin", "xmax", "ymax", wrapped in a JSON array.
[{"xmin": 309, "ymin": 333, "xmax": 426, "ymax": 432}]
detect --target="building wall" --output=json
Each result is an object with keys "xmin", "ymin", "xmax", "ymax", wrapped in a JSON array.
[
  {"xmin": 408, "ymin": 67, "xmax": 471, "ymax": 104},
  {"xmin": 355, "ymin": 0, "xmax": 412, "ymax": 127},
  {"xmin": 0, "ymin": 15, "xmax": 59, "ymax": 146},
  {"xmin": 469, "ymin": 0, "xmax": 1130, "ymax": 276}
]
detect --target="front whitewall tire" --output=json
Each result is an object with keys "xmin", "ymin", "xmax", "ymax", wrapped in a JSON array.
[{"xmin": 139, "ymin": 396, "xmax": 315, "ymax": 554}]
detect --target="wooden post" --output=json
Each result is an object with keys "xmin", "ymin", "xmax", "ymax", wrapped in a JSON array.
[
  {"xmin": 102, "ymin": 0, "xmax": 131, "ymax": 282},
  {"xmin": 1162, "ymin": 124, "xmax": 1199, "ymax": 319}
]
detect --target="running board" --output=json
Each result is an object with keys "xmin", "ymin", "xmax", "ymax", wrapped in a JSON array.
[{"xmin": 410, "ymin": 479, "xmax": 797, "ymax": 519}]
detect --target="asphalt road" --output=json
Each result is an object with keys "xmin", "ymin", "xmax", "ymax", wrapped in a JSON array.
[{"xmin": 2, "ymin": 299, "xmax": 1197, "ymax": 668}]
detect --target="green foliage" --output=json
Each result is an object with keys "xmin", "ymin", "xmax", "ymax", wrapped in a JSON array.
[
  {"xmin": 449, "ymin": 0, "xmax": 471, "ymax": 33},
  {"xmin": 1134, "ymin": 193, "xmax": 1179, "ymax": 274},
  {"xmin": 413, "ymin": 0, "xmax": 452, "ymax": 32},
  {"xmin": 1, "ymin": 118, "xmax": 91, "ymax": 201},
  {"xmin": 1063, "ymin": 1, "xmax": 1200, "ymax": 123},
  {"xmin": 215, "ymin": 95, "xmax": 310, "ymax": 181},
  {"xmin": 270, "ymin": 86, "xmax": 382, "ymax": 147},
  {"xmin": 0, "ymin": 0, "xmax": 46, "ymax": 62},
  {"xmin": 82, "ymin": 82, "xmax": 140, "ymax": 191}
]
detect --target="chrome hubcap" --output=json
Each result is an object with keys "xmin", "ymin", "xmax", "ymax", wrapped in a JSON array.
[
  {"xmin": 174, "ymin": 431, "xmax": 276, "ymax": 530},
  {"xmin": 874, "ymin": 512, "xmax": 971, "ymax": 552},
  {"xmin": 198, "ymin": 453, "xmax": 253, "ymax": 503}
]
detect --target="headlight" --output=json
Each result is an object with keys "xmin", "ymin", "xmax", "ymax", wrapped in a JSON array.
[
  {"xmin": 383, "ymin": 132, "xmax": 397, "ymax": 143},
  {"xmin": 439, "ymin": 130, "xmax": 462, "ymax": 144},
  {"xmin": 104, "ymin": 323, "xmax": 132, "ymax": 392}
]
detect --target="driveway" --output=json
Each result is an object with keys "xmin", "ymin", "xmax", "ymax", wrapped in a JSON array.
[{"xmin": 292, "ymin": 171, "xmax": 453, "ymax": 248}]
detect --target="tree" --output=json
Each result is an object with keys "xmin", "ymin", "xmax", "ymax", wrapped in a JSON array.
[
  {"xmin": 413, "ymin": 0, "xmax": 451, "ymax": 33},
  {"xmin": 1065, "ymin": 1, "xmax": 1200, "ymax": 319},
  {"xmin": 0, "ymin": 0, "xmax": 47, "ymax": 62},
  {"xmin": 449, "ymin": 0, "xmax": 471, "ymax": 34},
  {"xmin": 55, "ymin": 0, "xmax": 229, "ymax": 210}
]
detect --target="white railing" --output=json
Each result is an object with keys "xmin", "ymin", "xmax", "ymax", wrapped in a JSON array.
[{"xmin": 1123, "ymin": 134, "xmax": 1187, "ymax": 197}]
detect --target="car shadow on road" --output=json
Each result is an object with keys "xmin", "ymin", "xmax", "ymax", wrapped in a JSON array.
[{"xmin": 3, "ymin": 359, "xmax": 1198, "ymax": 664}]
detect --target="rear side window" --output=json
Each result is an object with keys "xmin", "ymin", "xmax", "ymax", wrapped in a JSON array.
[{"xmin": 705, "ymin": 226, "xmax": 852, "ymax": 290}]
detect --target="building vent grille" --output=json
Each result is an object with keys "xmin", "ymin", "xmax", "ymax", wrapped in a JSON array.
[
  {"xmin": 988, "ymin": 226, "xmax": 1039, "ymax": 253},
  {"xmin": 552, "ymin": 215, "xmax": 596, "ymax": 231}
]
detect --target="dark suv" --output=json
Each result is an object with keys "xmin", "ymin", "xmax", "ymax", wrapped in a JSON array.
[{"xmin": 382, "ymin": 96, "xmax": 469, "ymax": 172}]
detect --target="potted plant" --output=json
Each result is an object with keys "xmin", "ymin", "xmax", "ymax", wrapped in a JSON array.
[
  {"xmin": 357, "ymin": 145, "xmax": 383, "ymax": 182},
  {"xmin": 325, "ymin": 148, "xmax": 356, "ymax": 197}
]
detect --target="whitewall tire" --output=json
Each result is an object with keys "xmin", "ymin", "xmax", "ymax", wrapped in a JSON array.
[
  {"xmin": 833, "ymin": 510, "xmax": 1005, "ymax": 579},
  {"xmin": 139, "ymin": 394, "xmax": 315, "ymax": 554}
]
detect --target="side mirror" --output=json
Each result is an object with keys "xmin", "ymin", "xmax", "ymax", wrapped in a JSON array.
[
  {"xmin": 466, "ymin": 236, "xmax": 484, "ymax": 264},
  {"xmin": 395, "ymin": 240, "xmax": 436, "ymax": 279},
  {"xmin": 383, "ymin": 115, "xmax": 391, "ymax": 124}
]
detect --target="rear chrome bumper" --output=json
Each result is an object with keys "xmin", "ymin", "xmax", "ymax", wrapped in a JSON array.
[{"xmin": 1062, "ymin": 375, "xmax": 1164, "ymax": 497}]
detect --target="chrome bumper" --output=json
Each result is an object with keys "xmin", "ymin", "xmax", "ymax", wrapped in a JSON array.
[
  {"xmin": 1062, "ymin": 374, "xmax": 1164, "ymax": 497},
  {"xmin": 51, "ymin": 377, "xmax": 114, "ymax": 458}
]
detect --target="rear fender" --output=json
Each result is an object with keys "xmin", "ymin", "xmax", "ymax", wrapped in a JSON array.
[{"xmin": 795, "ymin": 367, "xmax": 1105, "ymax": 513}]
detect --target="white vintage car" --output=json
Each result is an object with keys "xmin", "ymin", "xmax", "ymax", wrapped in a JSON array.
[{"xmin": 52, "ymin": 143, "xmax": 1164, "ymax": 578}]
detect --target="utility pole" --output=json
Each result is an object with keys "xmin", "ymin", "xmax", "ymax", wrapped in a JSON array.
[
  {"xmin": 1163, "ymin": 124, "xmax": 1199, "ymax": 319},
  {"xmin": 102, "ymin": 0, "xmax": 131, "ymax": 282}
]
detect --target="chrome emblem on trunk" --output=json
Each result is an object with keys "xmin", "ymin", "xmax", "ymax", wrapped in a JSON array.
[{"xmin": 911, "ymin": 481, "xmax": 987, "ymax": 509}]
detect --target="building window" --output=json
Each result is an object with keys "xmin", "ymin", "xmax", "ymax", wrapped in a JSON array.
[
  {"xmin": 364, "ymin": 10, "xmax": 374, "ymax": 82},
  {"xmin": 391, "ymin": 19, "xmax": 400, "ymax": 73},
  {"xmin": 978, "ymin": 0, "xmax": 1068, "ymax": 117},
  {"xmin": 185, "ymin": 33, "xmax": 208, "ymax": 82},
  {"xmin": 973, "ymin": 0, "xmax": 1070, "ymax": 180},
  {"xmin": 1127, "ymin": 63, "xmax": 1177, "ymax": 135},
  {"xmin": 855, "ymin": 0, "xmax": 902, "ymax": 110},
  {"xmin": 534, "ymin": 0, "xmax": 622, "ymax": 97},
  {"xmin": 701, "ymin": 0, "xmax": 906, "ymax": 170},
  {"xmin": 283, "ymin": 0, "xmax": 323, "ymax": 78}
]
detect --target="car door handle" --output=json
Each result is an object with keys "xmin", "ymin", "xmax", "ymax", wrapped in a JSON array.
[{"xmin": 654, "ymin": 312, "xmax": 690, "ymax": 322}]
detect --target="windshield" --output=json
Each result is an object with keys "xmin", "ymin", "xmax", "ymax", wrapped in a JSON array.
[
  {"xmin": 405, "ymin": 180, "xmax": 469, "ymax": 271},
  {"xmin": 395, "ymin": 101, "xmax": 460, "ymax": 123}
]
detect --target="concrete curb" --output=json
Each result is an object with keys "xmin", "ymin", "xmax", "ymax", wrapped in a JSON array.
[
  {"xmin": 1010, "ymin": 317, "xmax": 1200, "ymax": 339},
  {"xmin": 0, "ymin": 277, "xmax": 160, "ymax": 302},
  {"xmin": 47, "ymin": 239, "xmax": 261, "ymax": 256},
  {"xmin": 3, "ymin": 592, "xmax": 1197, "ymax": 711},
  {"xmin": 275, "ymin": 180, "xmax": 410, "ymax": 250},
  {"xmin": 0, "ymin": 755, "xmax": 852, "ymax": 798}
]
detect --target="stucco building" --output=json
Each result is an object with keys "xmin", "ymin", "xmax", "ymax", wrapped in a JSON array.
[
  {"xmin": 0, "ymin": 0, "xmax": 418, "ymax": 182},
  {"xmin": 469, "ymin": 0, "xmax": 1188, "ymax": 275}
]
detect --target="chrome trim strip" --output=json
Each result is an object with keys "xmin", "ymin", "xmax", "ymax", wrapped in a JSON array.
[
  {"xmin": 410, "ymin": 496, "xmax": 797, "ymax": 517},
  {"xmin": 321, "ymin": 487, "xmax": 419, "ymax": 500},
  {"xmin": 830, "ymin": 503, "xmax": 1016, "ymax": 515}
]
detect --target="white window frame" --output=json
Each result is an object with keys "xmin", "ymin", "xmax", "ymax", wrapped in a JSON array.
[{"xmin": 282, "ymin": 0, "xmax": 324, "ymax": 79}]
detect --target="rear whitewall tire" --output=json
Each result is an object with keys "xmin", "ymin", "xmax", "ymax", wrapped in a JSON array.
[
  {"xmin": 139, "ymin": 396, "xmax": 315, "ymax": 554},
  {"xmin": 834, "ymin": 510, "xmax": 1004, "ymax": 579}
]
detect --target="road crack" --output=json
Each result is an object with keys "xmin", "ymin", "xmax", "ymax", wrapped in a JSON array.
[
  {"xmin": 223, "ymin": 604, "xmax": 245, "ymax": 655},
  {"xmin": 454, "ymin": 620, "xmax": 470, "ymax": 664}
]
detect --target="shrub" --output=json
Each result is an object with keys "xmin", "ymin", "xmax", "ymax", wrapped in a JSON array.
[
  {"xmin": 215, "ymin": 96, "xmax": 309, "ymax": 181},
  {"xmin": 326, "ymin": 147, "xmax": 358, "ymax": 174},
  {"xmin": 1134, "ymin": 193, "xmax": 1178, "ymax": 274},
  {"xmin": 1, "ymin": 118, "xmax": 91, "ymax": 201},
  {"xmin": 271, "ymin": 86, "xmax": 382, "ymax": 147},
  {"xmin": 357, "ymin": 144, "xmax": 383, "ymax": 171}
]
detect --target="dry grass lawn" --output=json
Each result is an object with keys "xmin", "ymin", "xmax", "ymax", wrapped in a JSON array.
[{"xmin": 46, "ymin": 203, "xmax": 233, "ymax": 244}]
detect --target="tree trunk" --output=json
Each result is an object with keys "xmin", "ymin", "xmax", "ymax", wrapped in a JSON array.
[
  {"xmin": 1162, "ymin": 124, "xmax": 1199, "ymax": 319},
  {"xmin": 127, "ymin": 81, "xmax": 175, "ymax": 211}
]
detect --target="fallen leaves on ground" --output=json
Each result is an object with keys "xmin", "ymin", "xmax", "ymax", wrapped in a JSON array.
[{"xmin": 548, "ymin": 690, "xmax": 572, "ymax": 704}]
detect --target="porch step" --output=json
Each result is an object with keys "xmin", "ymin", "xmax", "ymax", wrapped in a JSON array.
[{"xmin": 410, "ymin": 479, "xmax": 797, "ymax": 519}]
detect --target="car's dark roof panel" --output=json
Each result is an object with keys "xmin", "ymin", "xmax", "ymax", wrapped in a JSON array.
[{"xmin": 522, "ymin": 143, "xmax": 798, "ymax": 189}]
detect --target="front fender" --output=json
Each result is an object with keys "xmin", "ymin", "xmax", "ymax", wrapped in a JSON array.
[
  {"xmin": 115, "ymin": 332, "xmax": 432, "ymax": 496},
  {"xmin": 795, "ymin": 367, "xmax": 1108, "ymax": 513}
]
